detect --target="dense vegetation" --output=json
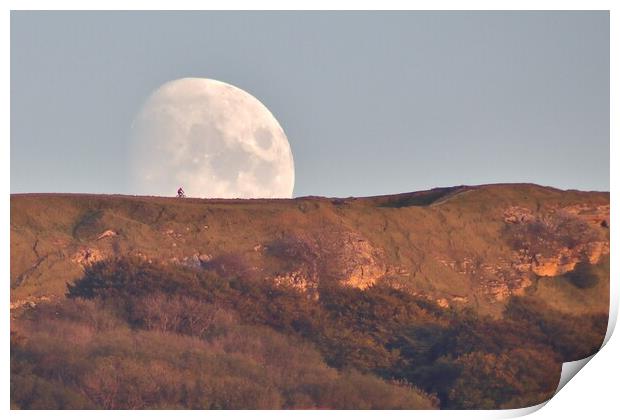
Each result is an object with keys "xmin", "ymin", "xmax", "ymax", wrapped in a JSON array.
[{"xmin": 11, "ymin": 257, "xmax": 607, "ymax": 409}]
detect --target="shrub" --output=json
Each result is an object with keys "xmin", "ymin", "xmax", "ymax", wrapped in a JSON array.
[
  {"xmin": 448, "ymin": 349, "xmax": 559, "ymax": 409},
  {"xmin": 127, "ymin": 293, "xmax": 236, "ymax": 339},
  {"xmin": 14, "ymin": 257, "xmax": 602, "ymax": 409},
  {"xmin": 12, "ymin": 291, "xmax": 436, "ymax": 409},
  {"xmin": 565, "ymin": 260, "xmax": 600, "ymax": 289}
]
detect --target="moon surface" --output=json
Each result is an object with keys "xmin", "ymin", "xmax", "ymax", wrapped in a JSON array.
[{"xmin": 129, "ymin": 78, "xmax": 295, "ymax": 198}]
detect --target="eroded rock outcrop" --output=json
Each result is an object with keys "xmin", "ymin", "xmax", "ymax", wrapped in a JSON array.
[
  {"xmin": 333, "ymin": 234, "xmax": 386, "ymax": 289},
  {"xmin": 562, "ymin": 203, "xmax": 610, "ymax": 227},
  {"xmin": 272, "ymin": 269, "xmax": 318, "ymax": 298},
  {"xmin": 10, "ymin": 295, "xmax": 52, "ymax": 311},
  {"xmin": 267, "ymin": 231, "xmax": 387, "ymax": 292},
  {"xmin": 530, "ymin": 242, "xmax": 609, "ymax": 277},
  {"xmin": 506, "ymin": 204, "xmax": 609, "ymax": 279},
  {"xmin": 96, "ymin": 230, "xmax": 117, "ymax": 240},
  {"xmin": 71, "ymin": 248, "xmax": 105, "ymax": 267},
  {"xmin": 435, "ymin": 204, "xmax": 609, "ymax": 302},
  {"xmin": 503, "ymin": 206, "xmax": 534, "ymax": 224}
]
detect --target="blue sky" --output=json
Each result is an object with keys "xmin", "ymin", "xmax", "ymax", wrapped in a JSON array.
[{"xmin": 11, "ymin": 11, "xmax": 609, "ymax": 197}]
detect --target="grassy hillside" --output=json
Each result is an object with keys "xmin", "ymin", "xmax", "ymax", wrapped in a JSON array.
[
  {"xmin": 11, "ymin": 183, "xmax": 609, "ymax": 314},
  {"xmin": 10, "ymin": 184, "xmax": 610, "ymax": 409}
]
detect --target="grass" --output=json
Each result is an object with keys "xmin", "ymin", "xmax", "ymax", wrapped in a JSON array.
[{"xmin": 10, "ymin": 184, "xmax": 609, "ymax": 316}]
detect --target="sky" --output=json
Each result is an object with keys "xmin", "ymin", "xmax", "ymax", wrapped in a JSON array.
[{"xmin": 11, "ymin": 11, "xmax": 610, "ymax": 197}]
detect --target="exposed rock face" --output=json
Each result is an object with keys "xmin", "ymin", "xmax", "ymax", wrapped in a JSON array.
[
  {"xmin": 267, "ymin": 231, "xmax": 386, "ymax": 292},
  {"xmin": 10, "ymin": 295, "xmax": 52, "ymax": 311},
  {"xmin": 530, "ymin": 242, "xmax": 609, "ymax": 277},
  {"xmin": 503, "ymin": 206, "xmax": 534, "ymax": 224},
  {"xmin": 273, "ymin": 269, "xmax": 317, "ymax": 298},
  {"xmin": 435, "ymin": 203, "xmax": 610, "ymax": 303},
  {"xmin": 96, "ymin": 230, "xmax": 117, "ymax": 240},
  {"xmin": 436, "ymin": 255, "xmax": 535, "ymax": 302},
  {"xmin": 10, "ymin": 185, "xmax": 610, "ymax": 314},
  {"xmin": 71, "ymin": 248, "xmax": 105, "ymax": 267},
  {"xmin": 331, "ymin": 234, "xmax": 386, "ymax": 289},
  {"xmin": 562, "ymin": 204, "xmax": 610, "ymax": 227},
  {"xmin": 436, "ymin": 298, "xmax": 450, "ymax": 308},
  {"xmin": 506, "ymin": 204, "xmax": 609, "ymax": 279}
]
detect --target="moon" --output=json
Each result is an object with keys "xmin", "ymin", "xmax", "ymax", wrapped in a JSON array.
[{"xmin": 129, "ymin": 78, "xmax": 295, "ymax": 198}]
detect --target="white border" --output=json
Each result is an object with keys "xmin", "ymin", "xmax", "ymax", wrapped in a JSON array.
[
  {"xmin": 3, "ymin": 2, "xmax": 616, "ymax": 419},
  {"xmin": 0, "ymin": 0, "xmax": 617, "ymax": 11}
]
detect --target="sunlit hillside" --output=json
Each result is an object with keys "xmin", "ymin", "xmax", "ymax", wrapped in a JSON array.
[{"xmin": 10, "ymin": 184, "xmax": 610, "ymax": 409}]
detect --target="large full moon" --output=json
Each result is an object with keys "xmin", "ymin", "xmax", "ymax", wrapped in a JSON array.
[{"xmin": 129, "ymin": 78, "xmax": 295, "ymax": 198}]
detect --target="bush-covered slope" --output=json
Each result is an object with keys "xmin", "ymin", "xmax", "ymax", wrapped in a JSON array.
[
  {"xmin": 11, "ymin": 257, "xmax": 606, "ymax": 409},
  {"xmin": 10, "ymin": 184, "xmax": 610, "ymax": 409}
]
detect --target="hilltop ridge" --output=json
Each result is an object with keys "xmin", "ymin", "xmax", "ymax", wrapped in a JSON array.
[{"xmin": 11, "ymin": 183, "xmax": 609, "ymax": 316}]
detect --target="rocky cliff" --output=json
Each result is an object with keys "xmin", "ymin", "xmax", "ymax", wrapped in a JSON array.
[{"xmin": 10, "ymin": 184, "xmax": 609, "ymax": 316}]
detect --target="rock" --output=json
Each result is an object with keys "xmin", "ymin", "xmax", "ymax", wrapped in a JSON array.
[
  {"xmin": 503, "ymin": 206, "xmax": 534, "ymax": 224},
  {"xmin": 532, "ymin": 256, "xmax": 575, "ymax": 277},
  {"xmin": 272, "ymin": 269, "xmax": 319, "ymax": 299},
  {"xmin": 181, "ymin": 254, "xmax": 202, "ymax": 269},
  {"xmin": 531, "ymin": 241, "xmax": 609, "ymax": 277},
  {"xmin": 336, "ymin": 234, "xmax": 386, "ymax": 289},
  {"xmin": 71, "ymin": 248, "xmax": 104, "ymax": 267},
  {"xmin": 451, "ymin": 295, "xmax": 469, "ymax": 304},
  {"xmin": 510, "ymin": 277, "xmax": 532, "ymax": 296},
  {"xmin": 96, "ymin": 230, "xmax": 117, "ymax": 240},
  {"xmin": 562, "ymin": 204, "xmax": 610, "ymax": 227},
  {"xmin": 273, "ymin": 269, "xmax": 311, "ymax": 290},
  {"xmin": 585, "ymin": 241, "xmax": 609, "ymax": 264},
  {"xmin": 436, "ymin": 298, "xmax": 449, "ymax": 308},
  {"xmin": 10, "ymin": 295, "xmax": 52, "ymax": 311},
  {"xmin": 268, "ymin": 231, "xmax": 386, "ymax": 290},
  {"xmin": 487, "ymin": 283, "xmax": 511, "ymax": 301}
]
